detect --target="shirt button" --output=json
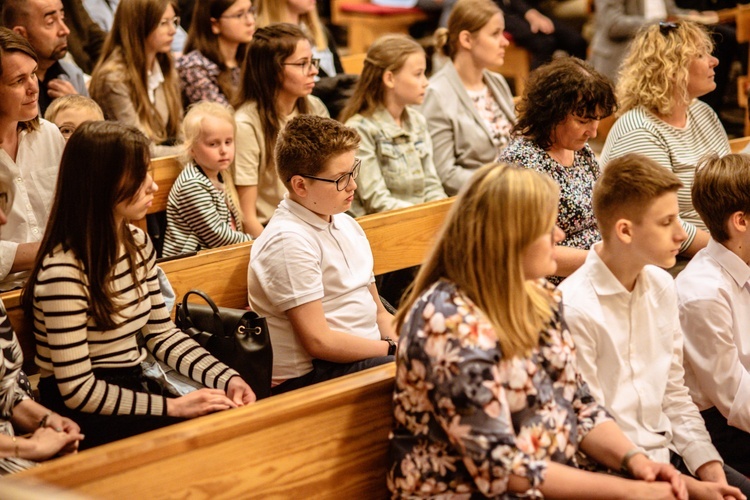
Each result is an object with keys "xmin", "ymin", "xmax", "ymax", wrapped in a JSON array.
[{"xmin": 32, "ymin": 228, "xmax": 39, "ymax": 234}]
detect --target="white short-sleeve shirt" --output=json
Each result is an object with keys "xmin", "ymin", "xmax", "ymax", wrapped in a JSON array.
[{"xmin": 248, "ymin": 197, "xmax": 379, "ymax": 385}]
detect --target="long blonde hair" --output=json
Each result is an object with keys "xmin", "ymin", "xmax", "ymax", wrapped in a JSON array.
[
  {"xmin": 617, "ymin": 21, "xmax": 713, "ymax": 116},
  {"xmin": 255, "ymin": 0, "xmax": 327, "ymax": 50},
  {"xmin": 90, "ymin": 0, "xmax": 182, "ymax": 144},
  {"xmin": 181, "ymin": 101, "xmax": 243, "ymax": 225},
  {"xmin": 339, "ymin": 34, "xmax": 423, "ymax": 123},
  {"xmin": 395, "ymin": 163, "xmax": 560, "ymax": 358}
]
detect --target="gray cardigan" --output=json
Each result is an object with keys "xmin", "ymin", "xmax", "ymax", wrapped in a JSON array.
[{"xmin": 419, "ymin": 60, "xmax": 516, "ymax": 196}]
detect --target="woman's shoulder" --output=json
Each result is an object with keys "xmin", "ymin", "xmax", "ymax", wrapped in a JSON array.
[
  {"xmin": 177, "ymin": 50, "xmax": 218, "ymax": 72},
  {"xmin": 36, "ymin": 245, "xmax": 85, "ymax": 281},
  {"xmin": 499, "ymin": 136, "xmax": 543, "ymax": 162},
  {"xmin": 306, "ymin": 94, "xmax": 330, "ymax": 117}
]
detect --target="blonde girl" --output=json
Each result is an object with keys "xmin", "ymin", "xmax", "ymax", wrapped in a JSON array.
[
  {"xmin": 163, "ymin": 101, "xmax": 251, "ymax": 257},
  {"xmin": 390, "ymin": 163, "xmax": 687, "ymax": 498},
  {"xmin": 340, "ymin": 34, "xmax": 445, "ymax": 217}
]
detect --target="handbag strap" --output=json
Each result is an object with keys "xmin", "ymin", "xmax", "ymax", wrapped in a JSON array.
[{"xmin": 180, "ymin": 289, "xmax": 225, "ymax": 336}]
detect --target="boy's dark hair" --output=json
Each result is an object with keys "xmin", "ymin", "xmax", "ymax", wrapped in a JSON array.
[
  {"xmin": 594, "ymin": 153, "xmax": 682, "ymax": 238},
  {"xmin": 693, "ymin": 153, "xmax": 750, "ymax": 243},
  {"xmin": 275, "ymin": 115, "xmax": 360, "ymax": 187}
]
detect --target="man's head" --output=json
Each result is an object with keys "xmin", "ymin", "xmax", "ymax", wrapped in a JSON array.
[
  {"xmin": 3, "ymin": 0, "xmax": 70, "ymax": 69},
  {"xmin": 275, "ymin": 115, "xmax": 361, "ymax": 219},
  {"xmin": 594, "ymin": 153, "xmax": 686, "ymax": 268},
  {"xmin": 692, "ymin": 153, "xmax": 750, "ymax": 245}
]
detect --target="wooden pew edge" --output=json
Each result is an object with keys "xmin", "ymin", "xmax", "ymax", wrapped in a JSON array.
[{"xmin": 9, "ymin": 362, "xmax": 396, "ymax": 488}]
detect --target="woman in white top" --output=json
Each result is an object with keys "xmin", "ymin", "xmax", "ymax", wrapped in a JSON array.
[
  {"xmin": 420, "ymin": 0, "xmax": 516, "ymax": 195},
  {"xmin": 601, "ymin": 20, "xmax": 730, "ymax": 258},
  {"xmin": 89, "ymin": 0, "xmax": 183, "ymax": 158},
  {"xmin": 232, "ymin": 23, "xmax": 328, "ymax": 237}
]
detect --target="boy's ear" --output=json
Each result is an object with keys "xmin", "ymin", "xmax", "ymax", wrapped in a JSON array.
[
  {"xmin": 614, "ymin": 218, "xmax": 633, "ymax": 244},
  {"xmin": 729, "ymin": 211, "xmax": 748, "ymax": 234},
  {"xmin": 289, "ymin": 175, "xmax": 308, "ymax": 198}
]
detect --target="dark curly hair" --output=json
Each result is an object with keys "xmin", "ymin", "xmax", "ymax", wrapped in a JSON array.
[{"xmin": 513, "ymin": 57, "xmax": 617, "ymax": 150}]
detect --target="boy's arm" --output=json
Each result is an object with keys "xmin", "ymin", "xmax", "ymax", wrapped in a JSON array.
[
  {"xmin": 560, "ymin": 304, "xmax": 606, "ymax": 403},
  {"xmin": 368, "ymin": 282, "xmax": 396, "ymax": 339},
  {"xmin": 679, "ymin": 295, "xmax": 750, "ymax": 433},
  {"xmin": 285, "ymin": 300, "xmax": 390, "ymax": 362},
  {"xmin": 661, "ymin": 297, "xmax": 724, "ymax": 475}
]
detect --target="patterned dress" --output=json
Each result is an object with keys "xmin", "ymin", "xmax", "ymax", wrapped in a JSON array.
[
  {"xmin": 0, "ymin": 301, "xmax": 37, "ymax": 474},
  {"xmin": 500, "ymin": 137, "xmax": 601, "ymax": 284},
  {"xmin": 388, "ymin": 280, "xmax": 612, "ymax": 499}
]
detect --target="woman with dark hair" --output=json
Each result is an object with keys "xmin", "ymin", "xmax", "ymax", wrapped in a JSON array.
[
  {"xmin": 177, "ymin": 0, "xmax": 255, "ymax": 107},
  {"xmin": 390, "ymin": 162, "xmax": 688, "ymax": 498},
  {"xmin": 420, "ymin": 0, "xmax": 516, "ymax": 196},
  {"xmin": 255, "ymin": 0, "xmax": 357, "ymax": 118},
  {"xmin": 232, "ymin": 23, "xmax": 328, "ymax": 237},
  {"xmin": 0, "ymin": 28, "xmax": 66, "ymax": 291},
  {"xmin": 23, "ymin": 121, "xmax": 255, "ymax": 450},
  {"xmin": 89, "ymin": 0, "xmax": 183, "ymax": 157},
  {"xmin": 500, "ymin": 57, "xmax": 616, "ymax": 281}
]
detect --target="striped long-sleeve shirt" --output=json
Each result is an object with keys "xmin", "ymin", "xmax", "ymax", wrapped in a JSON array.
[
  {"xmin": 32, "ymin": 227, "xmax": 238, "ymax": 416},
  {"xmin": 163, "ymin": 163, "xmax": 251, "ymax": 258},
  {"xmin": 601, "ymin": 101, "xmax": 730, "ymax": 252}
]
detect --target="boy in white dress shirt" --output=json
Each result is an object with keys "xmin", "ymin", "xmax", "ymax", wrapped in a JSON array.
[
  {"xmin": 676, "ymin": 153, "xmax": 750, "ymax": 476},
  {"xmin": 248, "ymin": 115, "xmax": 397, "ymax": 395},
  {"xmin": 559, "ymin": 153, "xmax": 749, "ymax": 498}
]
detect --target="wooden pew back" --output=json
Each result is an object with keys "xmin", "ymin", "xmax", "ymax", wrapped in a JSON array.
[
  {"xmin": 10, "ymin": 363, "xmax": 396, "ymax": 499},
  {"xmin": 1, "ymin": 198, "xmax": 455, "ymax": 374},
  {"xmin": 133, "ymin": 155, "xmax": 183, "ymax": 232}
]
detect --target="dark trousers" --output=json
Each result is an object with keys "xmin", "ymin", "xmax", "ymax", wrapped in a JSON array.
[
  {"xmin": 670, "ymin": 449, "xmax": 750, "ymax": 496},
  {"xmin": 272, "ymin": 356, "xmax": 394, "ymax": 396},
  {"xmin": 39, "ymin": 369, "xmax": 184, "ymax": 451},
  {"xmin": 701, "ymin": 406, "xmax": 750, "ymax": 477},
  {"xmin": 503, "ymin": 13, "xmax": 588, "ymax": 69}
]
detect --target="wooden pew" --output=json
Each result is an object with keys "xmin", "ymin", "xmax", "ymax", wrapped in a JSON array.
[
  {"xmin": 730, "ymin": 136, "xmax": 750, "ymax": 153},
  {"xmin": 1, "ymin": 198, "xmax": 455, "ymax": 375},
  {"xmin": 330, "ymin": 0, "xmax": 428, "ymax": 53},
  {"xmin": 7, "ymin": 363, "xmax": 396, "ymax": 499},
  {"xmin": 132, "ymin": 155, "xmax": 183, "ymax": 232},
  {"xmin": 1, "ymin": 200, "xmax": 458, "ymax": 498}
]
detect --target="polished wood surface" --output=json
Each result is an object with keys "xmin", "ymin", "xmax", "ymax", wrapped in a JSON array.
[{"xmin": 9, "ymin": 363, "xmax": 396, "ymax": 499}]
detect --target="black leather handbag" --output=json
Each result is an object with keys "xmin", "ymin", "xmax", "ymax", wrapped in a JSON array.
[{"xmin": 175, "ymin": 289, "xmax": 272, "ymax": 400}]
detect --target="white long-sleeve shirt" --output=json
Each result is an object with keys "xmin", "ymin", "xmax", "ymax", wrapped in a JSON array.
[
  {"xmin": 0, "ymin": 120, "xmax": 65, "ymax": 290},
  {"xmin": 559, "ymin": 245, "xmax": 722, "ymax": 474},
  {"xmin": 676, "ymin": 238, "xmax": 750, "ymax": 433}
]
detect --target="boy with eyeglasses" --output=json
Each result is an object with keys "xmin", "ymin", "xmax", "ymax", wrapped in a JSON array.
[{"xmin": 248, "ymin": 115, "xmax": 396, "ymax": 395}]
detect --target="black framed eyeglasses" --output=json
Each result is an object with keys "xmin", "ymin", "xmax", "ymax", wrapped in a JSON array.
[
  {"xmin": 291, "ymin": 158, "xmax": 361, "ymax": 191},
  {"xmin": 282, "ymin": 58, "xmax": 320, "ymax": 74},
  {"xmin": 659, "ymin": 21, "xmax": 678, "ymax": 35}
]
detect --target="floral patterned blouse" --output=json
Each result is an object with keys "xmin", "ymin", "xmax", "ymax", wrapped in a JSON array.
[
  {"xmin": 388, "ymin": 279, "xmax": 612, "ymax": 499},
  {"xmin": 499, "ymin": 137, "xmax": 601, "ymax": 282},
  {"xmin": 176, "ymin": 50, "xmax": 241, "ymax": 107}
]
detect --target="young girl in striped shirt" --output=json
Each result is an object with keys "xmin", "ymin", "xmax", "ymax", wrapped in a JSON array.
[
  {"xmin": 163, "ymin": 102, "xmax": 252, "ymax": 257},
  {"xmin": 24, "ymin": 121, "xmax": 255, "ymax": 450}
]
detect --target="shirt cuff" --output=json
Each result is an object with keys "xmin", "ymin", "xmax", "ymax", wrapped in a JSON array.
[
  {"xmin": 679, "ymin": 440, "xmax": 723, "ymax": 476},
  {"xmin": 0, "ymin": 240, "xmax": 19, "ymax": 280}
]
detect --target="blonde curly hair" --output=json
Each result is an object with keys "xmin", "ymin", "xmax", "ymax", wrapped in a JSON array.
[{"xmin": 616, "ymin": 21, "xmax": 713, "ymax": 116}]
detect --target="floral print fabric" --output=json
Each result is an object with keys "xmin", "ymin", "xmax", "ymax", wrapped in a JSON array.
[{"xmin": 388, "ymin": 279, "xmax": 612, "ymax": 498}]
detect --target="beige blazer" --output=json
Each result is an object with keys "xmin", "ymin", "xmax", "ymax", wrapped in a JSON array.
[{"xmin": 420, "ymin": 60, "xmax": 516, "ymax": 196}]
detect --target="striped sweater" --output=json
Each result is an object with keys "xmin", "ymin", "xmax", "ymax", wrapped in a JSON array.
[
  {"xmin": 32, "ymin": 227, "xmax": 238, "ymax": 416},
  {"xmin": 163, "ymin": 163, "xmax": 251, "ymax": 258},
  {"xmin": 601, "ymin": 101, "xmax": 730, "ymax": 251}
]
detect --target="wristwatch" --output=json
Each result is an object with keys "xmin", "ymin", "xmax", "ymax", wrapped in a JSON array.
[{"xmin": 384, "ymin": 337, "xmax": 397, "ymax": 356}]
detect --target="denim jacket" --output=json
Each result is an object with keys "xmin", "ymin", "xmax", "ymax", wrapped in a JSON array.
[{"xmin": 346, "ymin": 106, "xmax": 447, "ymax": 216}]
